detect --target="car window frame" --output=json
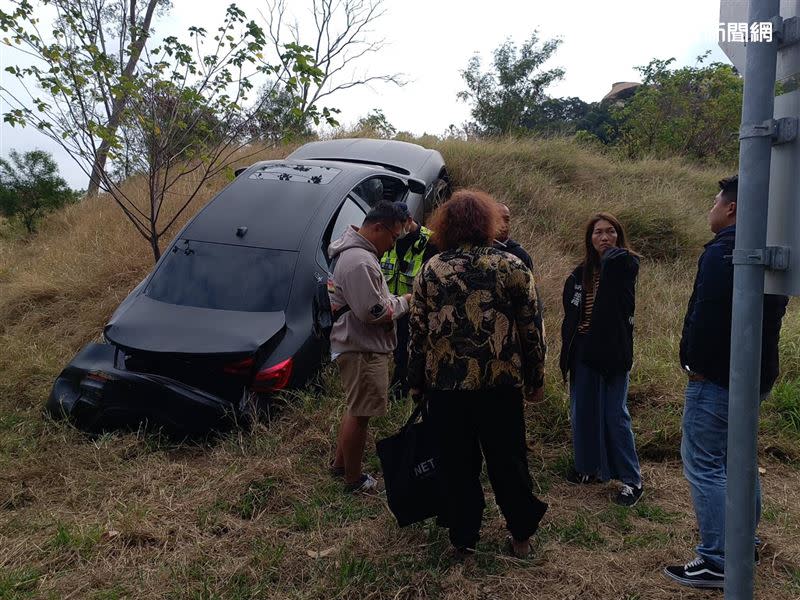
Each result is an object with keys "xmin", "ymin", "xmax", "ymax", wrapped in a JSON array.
[
  {"xmin": 316, "ymin": 174, "xmax": 411, "ymax": 270},
  {"xmin": 317, "ymin": 194, "xmax": 368, "ymax": 268}
]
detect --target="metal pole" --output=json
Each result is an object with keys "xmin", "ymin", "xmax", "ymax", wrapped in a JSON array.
[{"xmin": 726, "ymin": 1, "xmax": 780, "ymax": 598}]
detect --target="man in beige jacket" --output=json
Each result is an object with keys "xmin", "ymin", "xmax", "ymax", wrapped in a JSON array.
[{"xmin": 328, "ymin": 201, "xmax": 412, "ymax": 492}]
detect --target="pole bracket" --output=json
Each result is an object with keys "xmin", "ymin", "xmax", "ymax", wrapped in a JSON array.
[
  {"xmin": 732, "ymin": 247, "xmax": 791, "ymax": 271},
  {"xmin": 777, "ymin": 16, "xmax": 800, "ymax": 48},
  {"xmin": 739, "ymin": 118, "xmax": 797, "ymax": 144}
]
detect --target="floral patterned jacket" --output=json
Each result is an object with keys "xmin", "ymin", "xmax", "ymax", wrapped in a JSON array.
[{"xmin": 407, "ymin": 245, "xmax": 545, "ymax": 395}]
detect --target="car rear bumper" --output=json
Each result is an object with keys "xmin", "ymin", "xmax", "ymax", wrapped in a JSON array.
[{"xmin": 47, "ymin": 343, "xmax": 242, "ymax": 436}]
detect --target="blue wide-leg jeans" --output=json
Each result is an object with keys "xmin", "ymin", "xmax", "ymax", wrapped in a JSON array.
[
  {"xmin": 681, "ymin": 379, "xmax": 762, "ymax": 571},
  {"xmin": 569, "ymin": 337, "xmax": 642, "ymax": 486}
]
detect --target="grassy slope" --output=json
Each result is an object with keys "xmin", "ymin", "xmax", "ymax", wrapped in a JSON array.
[{"xmin": 1, "ymin": 138, "xmax": 800, "ymax": 599}]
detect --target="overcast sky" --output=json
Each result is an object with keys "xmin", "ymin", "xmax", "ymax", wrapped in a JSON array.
[{"xmin": 0, "ymin": 0, "xmax": 734, "ymax": 189}]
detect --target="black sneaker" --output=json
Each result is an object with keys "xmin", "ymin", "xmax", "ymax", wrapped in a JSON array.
[
  {"xmin": 566, "ymin": 469, "xmax": 597, "ymax": 485},
  {"xmin": 615, "ymin": 483, "xmax": 644, "ymax": 507},
  {"xmin": 664, "ymin": 557, "xmax": 724, "ymax": 589}
]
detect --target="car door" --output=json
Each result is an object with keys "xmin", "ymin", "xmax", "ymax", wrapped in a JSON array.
[{"xmin": 317, "ymin": 194, "xmax": 367, "ymax": 270}]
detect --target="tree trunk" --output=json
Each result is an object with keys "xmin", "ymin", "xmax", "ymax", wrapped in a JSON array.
[
  {"xmin": 149, "ymin": 234, "xmax": 161, "ymax": 262},
  {"xmin": 86, "ymin": 0, "xmax": 160, "ymax": 197}
]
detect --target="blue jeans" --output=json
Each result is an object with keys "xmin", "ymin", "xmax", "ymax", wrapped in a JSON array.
[
  {"xmin": 681, "ymin": 379, "xmax": 762, "ymax": 571},
  {"xmin": 569, "ymin": 340, "xmax": 642, "ymax": 486}
]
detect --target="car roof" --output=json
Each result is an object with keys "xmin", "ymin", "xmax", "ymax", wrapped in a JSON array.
[
  {"xmin": 287, "ymin": 138, "xmax": 441, "ymax": 177},
  {"xmin": 182, "ymin": 159, "xmax": 383, "ymax": 251}
]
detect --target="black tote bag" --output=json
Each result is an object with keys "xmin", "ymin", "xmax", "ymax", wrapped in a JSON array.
[{"xmin": 376, "ymin": 402, "xmax": 441, "ymax": 527}]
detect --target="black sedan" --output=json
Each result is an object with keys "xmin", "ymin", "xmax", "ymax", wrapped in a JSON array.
[{"xmin": 48, "ymin": 138, "xmax": 450, "ymax": 436}]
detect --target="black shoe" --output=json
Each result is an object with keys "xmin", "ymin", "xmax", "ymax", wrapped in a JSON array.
[
  {"xmin": 615, "ymin": 483, "xmax": 644, "ymax": 507},
  {"xmin": 664, "ymin": 557, "xmax": 724, "ymax": 589},
  {"xmin": 566, "ymin": 469, "xmax": 597, "ymax": 485}
]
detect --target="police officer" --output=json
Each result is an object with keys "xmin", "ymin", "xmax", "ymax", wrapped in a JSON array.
[{"xmin": 380, "ymin": 207, "xmax": 438, "ymax": 398}]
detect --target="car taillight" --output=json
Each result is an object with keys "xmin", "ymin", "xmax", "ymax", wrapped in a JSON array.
[
  {"xmin": 223, "ymin": 357, "xmax": 255, "ymax": 375},
  {"xmin": 250, "ymin": 357, "xmax": 293, "ymax": 393}
]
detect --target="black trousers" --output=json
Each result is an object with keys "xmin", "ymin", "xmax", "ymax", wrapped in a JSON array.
[
  {"xmin": 391, "ymin": 314, "xmax": 410, "ymax": 394},
  {"xmin": 427, "ymin": 387, "xmax": 548, "ymax": 548}
]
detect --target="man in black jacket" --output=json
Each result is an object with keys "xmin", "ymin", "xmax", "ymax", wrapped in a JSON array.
[
  {"xmin": 494, "ymin": 203, "xmax": 544, "ymax": 320},
  {"xmin": 494, "ymin": 204, "xmax": 534, "ymax": 270},
  {"xmin": 664, "ymin": 175, "xmax": 789, "ymax": 589}
]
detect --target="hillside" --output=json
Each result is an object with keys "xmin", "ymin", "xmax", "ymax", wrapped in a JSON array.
[{"xmin": 1, "ymin": 138, "xmax": 799, "ymax": 599}]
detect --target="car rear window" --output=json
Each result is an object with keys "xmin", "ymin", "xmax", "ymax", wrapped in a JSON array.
[
  {"xmin": 145, "ymin": 240, "xmax": 297, "ymax": 312},
  {"xmin": 248, "ymin": 163, "xmax": 340, "ymax": 184}
]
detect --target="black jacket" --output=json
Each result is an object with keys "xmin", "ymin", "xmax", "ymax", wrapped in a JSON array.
[
  {"xmin": 560, "ymin": 248, "xmax": 639, "ymax": 380},
  {"xmin": 494, "ymin": 238, "xmax": 544, "ymax": 317},
  {"xmin": 679, "ymin": 225, "xmax": 788, "ymax": 394},
  {"xmin": 494, "ymin": 238, "xmax": 533, "ymax": 271}
]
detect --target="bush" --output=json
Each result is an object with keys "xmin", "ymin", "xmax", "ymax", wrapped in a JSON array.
[{"xmin": 0, "ymin": 149, "xmax": 79, "ymax": 235}]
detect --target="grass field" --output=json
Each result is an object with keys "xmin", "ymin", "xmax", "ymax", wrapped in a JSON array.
[{"xmin": 1, "ymin": 137, "xmax": 800, "ymax": 599}]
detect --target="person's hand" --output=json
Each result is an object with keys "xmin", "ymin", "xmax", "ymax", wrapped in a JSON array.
[
  {"xmin": 526, "ymin": 386, "xmax": 544, "ymax": 404},
  {"xmin": 601, "ymin": 246, "xmax": 627, "ymax": 262},
  {"xmin": 402, "ymin": 293, "xmax": 412, "ymax": 303},
  {"xmin": 409, "ymin": 388, "xmax": 424, "ymax": 404}
]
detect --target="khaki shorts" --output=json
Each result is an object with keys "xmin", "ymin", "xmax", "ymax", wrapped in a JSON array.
[{"xmin": 336, "ymin": 352, "xmax": 390, "ymax": 417}]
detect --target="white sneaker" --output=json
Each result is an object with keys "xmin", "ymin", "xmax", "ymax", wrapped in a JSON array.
[{"xmin": 346, "ymin": 473, "xmax": 378, "ymax": 494}]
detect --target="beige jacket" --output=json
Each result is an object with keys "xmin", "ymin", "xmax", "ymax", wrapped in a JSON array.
[{"xmin": 328, "ymin": 225, "xmax": 409, "ymax": 354}]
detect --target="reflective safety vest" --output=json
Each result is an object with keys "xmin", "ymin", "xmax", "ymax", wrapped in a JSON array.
[{"xmin": 380, "ymin": 225, "xmax": 433, "ymax": 295}]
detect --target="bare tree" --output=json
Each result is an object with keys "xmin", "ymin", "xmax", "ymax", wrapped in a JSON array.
[{"xmin": 263, "ymin": 0, "xmax": 404, "ymax": 128}]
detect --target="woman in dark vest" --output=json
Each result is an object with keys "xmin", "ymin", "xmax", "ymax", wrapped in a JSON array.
[{"xmin": 559, "ymin": 212, "xmax": 643, "ymax": 507}]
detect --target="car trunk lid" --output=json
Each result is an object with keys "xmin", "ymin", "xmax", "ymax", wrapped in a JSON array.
[{"xmin": 104, "ymin": 295, "xmax": 286, "ymax": 356}]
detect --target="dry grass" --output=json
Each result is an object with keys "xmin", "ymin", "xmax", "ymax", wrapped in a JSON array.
[{"xmin": 1, "ymin": 137, "xmax": 800, "ymax": 599}]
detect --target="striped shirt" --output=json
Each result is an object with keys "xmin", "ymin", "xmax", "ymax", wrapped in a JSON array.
[{"xmin": 577, "ymin": 271, "xmax": 600, "ymax": 333}]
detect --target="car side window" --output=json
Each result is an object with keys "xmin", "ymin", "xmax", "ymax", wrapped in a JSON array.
[{"xmin": 321, "ymin": 196, "xmax": 366, "ymax": 264}]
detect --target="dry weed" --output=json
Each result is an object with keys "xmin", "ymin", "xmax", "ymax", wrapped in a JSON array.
[{"xmin": 1, "ymin": 137, "xmax": 799, "ymax": 599}]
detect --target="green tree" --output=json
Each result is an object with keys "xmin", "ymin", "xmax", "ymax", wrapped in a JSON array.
[
  {"xmin": 0, "ymin": 149, "xmax": 78, "ymax": 234},
  {"xmin": 2, "ymin": 3, "xmax": 336, "ymax": 261},
  {"xmin": 457, "ymin": 32, "xmax": 565, "ymax": 135},
  {"xmin": 574, "ymin": 101, "xmax": 623, "ymax": 145},
  {"xmin": 244, "ymin": 81, "xmax": 315, "ymax": 144},
  {"xmin": 615, "ymin": 54, "xmax": 743, "ymax": 162},
  {"xmin": 0, "ymin": 0, "xmax": 169, "ymax": 197},
  {"xmin": 528, "ymin": 96, "xmax": 592, "ymax": 136},
  {"xmin": 355, "ymin": 109, "xmax": 396, "ymax": 138}
]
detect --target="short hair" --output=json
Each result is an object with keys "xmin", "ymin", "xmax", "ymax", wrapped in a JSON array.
[
  {"xmin": 362, "ymin": 200, "xmax": 409, "ymax": 227},
  {"xmin": 719, "ymin": 175, "xmax": 738, "ymax": 203},
  {"xmin": 428, "ymin": 188, "xmax": 500, "ymax": 250}
]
